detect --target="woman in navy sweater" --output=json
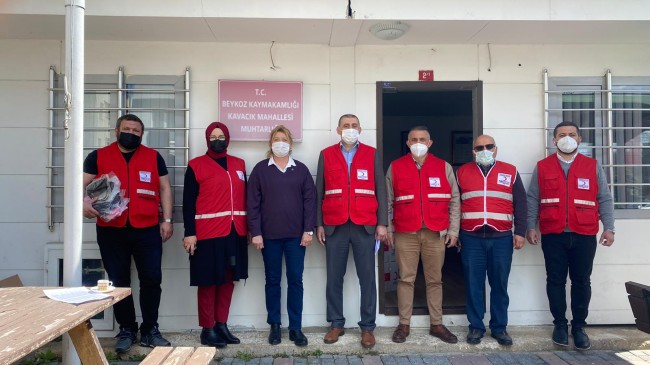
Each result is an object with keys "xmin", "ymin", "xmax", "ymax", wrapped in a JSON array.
[{"xmin": 247, "ymin": 125, "xmax": 316, "ymax": 347}]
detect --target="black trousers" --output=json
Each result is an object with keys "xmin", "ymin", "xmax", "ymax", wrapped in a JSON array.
[
  {"xmin": 97, "ymin": 225, "xmax": 163, "ymax": 333},
  {"xmin": 541, "ymin": 232, "xmax": 597, "ymax": 328}
]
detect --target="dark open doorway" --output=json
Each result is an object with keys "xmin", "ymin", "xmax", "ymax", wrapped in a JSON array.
[{"xmin": 377, "ymin": 80, "xmax": 483, "ymax": 316}]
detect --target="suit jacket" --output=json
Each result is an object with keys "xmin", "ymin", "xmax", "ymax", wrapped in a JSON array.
[{"xmin": 315, "ymin": 144, "xmax": 388, "ymax": 235}]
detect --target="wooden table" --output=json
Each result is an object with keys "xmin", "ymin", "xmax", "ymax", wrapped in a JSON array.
[{"xmin": 0, "ymin": 286, "xmax": 131, "ymax": 365}]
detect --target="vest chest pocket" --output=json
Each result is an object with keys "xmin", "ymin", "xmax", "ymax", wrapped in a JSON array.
[{"xmin": 543, "ymin": 176, "xmax": 559, "ymax": 191}]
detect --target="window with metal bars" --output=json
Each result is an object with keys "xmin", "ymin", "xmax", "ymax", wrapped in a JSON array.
[
  {"xmin": 47, "ymin": 67, "xmax": 189, "ymax": 230},
  {"xmin": 545, "ymin": 70, "xmax": 650, "ymax": 216}
]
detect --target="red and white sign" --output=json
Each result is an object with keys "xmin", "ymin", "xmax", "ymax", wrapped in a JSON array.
[
  {"xmin": 419, "ymin": 70, "xmax": 434, "ymax": 81},
  {"xmin": 219, "ymin": 80, "xmax": 303, "ymax": 141}
]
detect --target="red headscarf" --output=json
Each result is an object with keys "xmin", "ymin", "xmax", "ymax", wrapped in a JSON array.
[{"xmin": 205, "ymin": 121, "xmax": 230, "ymax": 159}]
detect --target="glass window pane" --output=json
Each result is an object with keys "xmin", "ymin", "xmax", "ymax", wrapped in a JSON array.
[{"xmin": 612, "ymin": 88, "xmax": 650, "ymax": 208}]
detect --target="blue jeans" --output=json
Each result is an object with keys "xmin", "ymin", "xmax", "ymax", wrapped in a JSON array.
[
  {"xmin": 460, "ymin": 231, "xmax": 513, "ymax": 333},
  {"xmin": 262, "ymin": 237, "xmax": 306, "ymax": 330},
  {"xmin": 541, "ymin": 232, "xmax": 597, "ymax": 328}
]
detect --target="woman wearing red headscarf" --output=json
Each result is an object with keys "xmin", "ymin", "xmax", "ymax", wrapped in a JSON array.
[{"xmin": 182, "ymin": 122, "xmax": 248, "ymax": 348}]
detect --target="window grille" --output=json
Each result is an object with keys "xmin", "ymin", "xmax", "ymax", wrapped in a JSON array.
[
  {"xmin": 47, "ymin": 67, "xmax": 190, "ymax": 230},
  {"xmin": 544, "ymin": 69, "xmax": 650, "ymax": 214}
]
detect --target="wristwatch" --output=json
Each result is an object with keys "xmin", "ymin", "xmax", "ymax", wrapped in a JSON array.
[
  {"xmin": 306, "ymin": 231, "xmax": 314, "ymax": 236},
  {"xmin": 163, "ymin": 218, "xmax": 173, "ymax": 223}
]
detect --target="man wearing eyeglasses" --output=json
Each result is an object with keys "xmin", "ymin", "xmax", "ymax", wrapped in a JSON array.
[
  {"xmin": 456, "ymin": 135, "xmax": 527, "ymax": 346},
  {"xmin": 385, "ymin": 126, "xmax": 460, "ymax": 344},
  {"xmin": 526, "ymin": 121, "xmax": 615, "ymax": 351}
]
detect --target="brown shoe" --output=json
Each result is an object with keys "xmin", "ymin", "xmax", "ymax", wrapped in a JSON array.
[
  {"xmin": 324, "ymin": 327, "xmax": 345, "ymax": 344},
  {"xmin": 391, "ymin": 324, "xmax": 410, "ymax": 343},
  {"xmin": 361, "ymin": 330, "xmax": 376, "ymax": 349},
  {"xmin": 429, "ymin": 324, "xmax": 458, "ymax": 344}
]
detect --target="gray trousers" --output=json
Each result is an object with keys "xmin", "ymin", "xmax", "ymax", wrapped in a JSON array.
[{"xmin": 325, "ymin": 220, "xmax": 377, "ymax": 330}]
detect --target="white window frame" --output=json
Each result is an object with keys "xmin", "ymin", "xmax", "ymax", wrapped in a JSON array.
[
  {"xmin": 47, "ymin": 67, "xmax": 190, "ymax": 230},
  {"xmin": 545, "ymin": 70, "xmax": 650, "ymax": 218}
]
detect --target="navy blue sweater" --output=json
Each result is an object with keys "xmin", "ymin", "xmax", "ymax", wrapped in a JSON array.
[{"xmin": 247, "ymin": 158, "xmax": 316, "ymax": 239}]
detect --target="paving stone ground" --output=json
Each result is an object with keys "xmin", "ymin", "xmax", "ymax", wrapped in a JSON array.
[{"xmin": 210, "ymin": 351, "xmax": 650, "ymax": 365}]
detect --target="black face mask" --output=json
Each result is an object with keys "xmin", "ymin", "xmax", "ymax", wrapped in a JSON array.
[
  {"xmin": 118, "ymin": 132, "xmax": 142, "ymax": 150},
  {"xmin": 209, "ymin": 139, "xmax": 227, "ymax": 153}
]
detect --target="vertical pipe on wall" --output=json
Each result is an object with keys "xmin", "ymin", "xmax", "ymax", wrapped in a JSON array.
[
  {"xmin": 543, "ymin": 69, "xmax": 549, "ymax": 156},
  {"xmin": 605, "ymin": 70, "xmax": 614, "ymax": 190},
  {"xmin": 63, "ymin": 0, "xmax": 85, "ymax": 363},
  {"xmin": 48, "ymin": 67, "xmax": 55, "ymax": 232},
  {"xmin": 185, "ymin": 67, "xmax": 190, "ymax": 166},
  {"xmin": 118, "ymin": 67, "xmax": 124, "ymax": 114}
]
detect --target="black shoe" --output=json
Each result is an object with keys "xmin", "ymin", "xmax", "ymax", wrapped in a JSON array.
[
  {"xmin": 490, "ymin": 331, "xmax": 513, "ymax": 346},
  {"xmin": 289, "ymin": 329, "xmax": 308, "ymax": 347},
  {"xmin": 552, "ymin": 324, "xmax": 569, "ymax": 346},
  {"xmin": 140, "ymin": 326, "xmax": 171, "ymax": 348},
  {"xmin": 201, "ymin": 327, "xmax": 226, "ymax": 348},
  {"xmin": 572, "ymin": 327, "xmax": 591, "ymax": 350},
  {"xmin": 115, "ymin": 326, "xmax": 137, "ymax": 354},
  {"xmin": 269, "ymin": 323, "xmax": 281, "ymax": 345},
  {"xmin": 466, "ymin": 328, "xmax": 483, "ymax": 344},
  {"xmin": 214, "ymin": 322, "xmax": 240, "ymax": 344}
]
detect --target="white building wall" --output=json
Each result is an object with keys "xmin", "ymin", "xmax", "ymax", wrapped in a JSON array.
[{"xmin": 1, "ymin": 39, "xmax": 649, "ymax": 332}]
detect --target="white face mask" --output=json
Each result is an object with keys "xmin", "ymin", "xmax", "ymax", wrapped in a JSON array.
[
  {"xmin": 271, "ymin": 141, "xmax": 290, "ymax": 157},
  {"xmin": 475, "ymin": 149, "xmax": 495, "ymax": 166},
  {"xmin": 341, "ymin": 129, "xmax": 359, "ymax": 145},
  {"xmin": 556, "ymin": 136, "xmax": 578, "ymax": 154},
  {"xmin": 409, "ymin": 143, "xmax": 429, "ymax": 158}
]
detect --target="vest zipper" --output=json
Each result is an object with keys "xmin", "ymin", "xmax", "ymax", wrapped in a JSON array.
[{"xmin": 227, "ymin": 168, "xmax": 234, "ymax": 221}]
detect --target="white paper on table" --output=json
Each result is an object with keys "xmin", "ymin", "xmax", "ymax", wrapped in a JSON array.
[{"xmin": 43, "ymin": 287, "xmax": 111, "ymax": 304}]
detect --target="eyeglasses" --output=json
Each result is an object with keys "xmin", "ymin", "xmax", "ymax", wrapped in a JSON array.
[
  {"xmin": 473, "ymin": 144, "xmax": 496, "ymax": 152},
  {"xmin": 209, "ymin": 136, "xmax": 227, "ymax": 141}
]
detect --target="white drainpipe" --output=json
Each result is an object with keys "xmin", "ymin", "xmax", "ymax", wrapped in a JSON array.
[{"xmin": 63, "ymin": 1, "xmax": 85, "ymax": 364}]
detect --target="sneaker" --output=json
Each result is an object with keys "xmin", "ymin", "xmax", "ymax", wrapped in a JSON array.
[
  {"xmin": 115, "ymin": 327, "xmax": 137, "ymax": 354},
  {"xmin": 140, "ymin": 326, "xmax": 171, "ymax": 347}
]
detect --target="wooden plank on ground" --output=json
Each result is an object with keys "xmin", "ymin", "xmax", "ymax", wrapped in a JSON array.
[
  {"xmin": 186, "ymin": 347, "xmax": 216, "ymax": 365},
  {"xmin": 162, "ymin": 347, "xmax": 194, "ymax": 365},
  {"xmin": 140, "ymin": 347, "xmax": 174, "ymax": 365}
]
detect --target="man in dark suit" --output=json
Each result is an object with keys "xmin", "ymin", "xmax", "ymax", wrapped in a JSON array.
[{"xmin": 316, "ymin": 114, "xmax": 388, "ymax": 349}]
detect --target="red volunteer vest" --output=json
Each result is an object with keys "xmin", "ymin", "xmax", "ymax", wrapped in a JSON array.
[
  {"xmin": 457, "ymin": 161, "xmax": 516, "ymax": 232},
  {"xmin": 189, "ymin": 155, "xmax": 247, "ymax": 240},
  {"xmin": 390, "ymin": 154, "xmax": 452, "ymax": 232},
  {"xmin": 321, "ymin": 143, "xmax": 378, "ymax": 226},
  {"xmin": 537, "ymin": 154, "xmax": 599, "ymax": 235},
  {"xmin": 96, "ymin": 142, "xmax": 160, "ymax": 228}
]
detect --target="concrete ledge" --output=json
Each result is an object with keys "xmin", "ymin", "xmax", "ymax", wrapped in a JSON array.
[{"xmin": 89, "ymin": 325, "xmax": 649, "ymax": 358}]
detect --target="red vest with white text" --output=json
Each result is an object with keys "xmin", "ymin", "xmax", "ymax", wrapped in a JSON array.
[
  {"xmin": 537, "ymin": 153, "xmax": 599, "ymax": 235},
  {"xmin": 96, "ymin": 142, "xmax": 160, "ymax": 228},
  {"xmin": 189, "ymin": 155, "xmax": 247, "ymax": 240},
  {"xmin": 390, "ymin": 154, "xmax": 452, "ymax": 232},
  {"xmin": 457, "ymin": 161, "xmax": 516, "ymax": 232},
  {"xmin": 321, "ymin": 143, "xmax": 378, "ymax": 226}
]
